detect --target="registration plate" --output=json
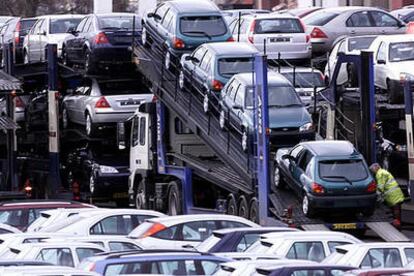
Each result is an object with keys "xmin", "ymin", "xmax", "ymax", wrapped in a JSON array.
[
  {"xmin": 120, "ymin": 100, "xmax": 140, "ymax": 106},
  {"xmin": 332, "ymin": 223, "xmax": 357, "ymax": 230},
  {"xmin": 113, "ymin": 192, "xmax": 128, "ymax": 199},
  {"xmin": 269, "ymin": 37, "xmax": 290, "ymax": 43}
]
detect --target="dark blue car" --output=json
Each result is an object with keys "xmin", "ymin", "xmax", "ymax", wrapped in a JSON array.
[
  {"xmin": 79, "ymin": 250, "xmax": 230, "ymax": 275},
  {"xmin": 63, "ymin": 13, "xmax": 140, "ymax": 73}
]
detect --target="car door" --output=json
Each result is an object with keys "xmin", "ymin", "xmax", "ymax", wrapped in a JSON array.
[
  {"xmin": 189, "ymin": 46, "xmax": 207, "ymax": 91},
  {"xmin": 146, "ymin": 3, "xmax": 169, "ymax": 45},
  {"xmin": 292, "ymin": 149, "xmax": 313, "ymax": 194},
  {"xmin": 369, "ymin": 11, "xmax": 405, "ymax": 35},
  {"xmin": 285, "ymin": 241, "xmax": 326, "ymax": 262},
  {"xmin": 38, "ymin": 17, "xmax": 49, "ymax": 61},
  {"xmin": 197, "ymin": 50, "xmax": 213, "ymax": 92},
  {"xmin": 71, "ymin": 16, "xmax": 89, "ymax": 62},
  {"xmin": 345, "ymin": 11, "xmax": 374, "ymax": 36},
  {"xmin": 282, "ymin": 145, "xmax": 304, "ymax": 190},
  {"xmin": 28, "ymin": 19, "xmax": 44, "ymax": 61},
  {"xmin": 360, "ymin": 248, "xmax": 403, "ymax": 269},
  {"xmin": 35, "ymin": 248, "xmax": 75, "ymax": 267},
  {"xmin": 375, "ymin": 41, "xmax": 387, "ymax": 89},
  {"xmin": 232, "ymin": 84, "xmax": 246, "ymax": 129},
  {"xmin": 73, "ymin": 79, "xmax": 92, "ymax": 123}
]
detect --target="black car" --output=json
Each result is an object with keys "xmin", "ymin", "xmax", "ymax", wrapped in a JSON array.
[
  {"xmin": 66, "ymin": 143, "xmax": 129, "ymax": 206},
  {"xmin": 0, "ymin": 17, "xmax": 37, "ymax": 63},
  {"xmin": 257, "ymin": 264, "xmax": 355, "ymax": 276},
  {"xmin": 63, "ymin": 13, "xmax": 141, "ymax": 73},
  {"xmin": 196, "ymin": 227, "xmax": 296, "ymax": 253}
]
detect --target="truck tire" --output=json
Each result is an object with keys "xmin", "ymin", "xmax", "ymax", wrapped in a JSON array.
[
  {"xmin": 249, "ymin": 197, "xmax": 259, "ymax": 224},
  {"xmin": 168, "ymin": 181, "xmax": 182, "ymax": 215},
  {"xmin": 227, "ymin": 194, "xmax": 237, "ymax": 216},
  {"xmin": 238, "ymin": 195, "xmax": 249, "ymax": 219}
]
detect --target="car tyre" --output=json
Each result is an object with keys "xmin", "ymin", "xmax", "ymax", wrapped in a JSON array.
[
  {"xmin": 241, "ymin": 129, "xmax": 248, "ymax": 152},
  {"xmin": 84, "ymin": 49, "xmax": 94, "ymax": 74},
  {"xmin": 219, "ymin": 109, "xmax": 226, "ymax": 130},
  {"xmin": 85, "ymin": 112, "xmax": 96, "ymax": 137},
  {"xmin": 249, "ymin": 197, "xmax": 259, "ymax": 224},
  {"xmin": 89, "ymin": 173, "xmax": 95, "ymax": 195},
  {"xmin": 302, "ymin": 194, "xmax": 315, "ymax": 218},
  {"xmin": 178, "ymin": 70, "xmax": 186, "ymax": 90},
  {"xmin": 203, "ymin": 94, "xmax": 209, "ymax": 113},
  {"xmin": 24, "ymin": 51, "xmax": 29, "ymax": 64},
  {"xmin": 168, "ymin": 181, "xmax": 182, "ymax": 215},
  {"xmin": 164, "ymin": 51, "xmax": 171, "ymax": 71},
  {"xmin": 141, "ymin": 26, "xmax": 150, "ymax": 48},
  {"xmin": 271, "ymin": 164, "xmax": 285, "ymax": 191},
  {"xmin": 227, "ymin": 194, "xmax": 237, "ymax": 216},
  {"xmin": 238, "ymin": 195, "xmax": 249, "ymax": 219}
]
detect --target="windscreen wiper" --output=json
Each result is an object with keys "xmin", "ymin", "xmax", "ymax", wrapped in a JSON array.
[
  {"xmin": 182, "ymin": 31, "xmax": 211, "ymax": 39},
  {"xmin": 323, "ymin": 176, "xmax": 353, "ymax": 185}
]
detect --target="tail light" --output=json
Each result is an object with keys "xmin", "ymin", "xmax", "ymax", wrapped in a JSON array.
[
  {"xmin": 172, "ymin": 37, "xmax": 185, "ymax": 49},
  {"xmin": 310, "ymin": 27, "xmax": 327, "ymax": 39},
  {"xmin": 152, "ymin": 95, "xmax": 158, "ymax": 102},
  {"xmin": 24, "ymin": 178, "xmax": 32, "ymax": 198},
  {"xmin": 248, "ymin": 20, "xmax": 256, "ymax": 43},
  {"xmin": 305, "ymin": 34, "xmax": 310, "ymax": 43},
  {"xmin": 211, "ymin": 80, "xmax": 224, "ymax": 91},
  {"xmin": 85, "ymin": 262, "xmax": 96, "ymax": 272},
  {"xmin": 141, "ymin": 223, "xmax": 167, "ymax": 238},
  {"xmin": 15, "ymin": 96, "xmax": 25, "ymax": 108},
  {"xmin": 14, "ymin": 21, "xmax": 21, "ymax": 45},
  {"xmin": 367, "ymin": 180, "xmax": 376, "ymax": 193},
  {"xmin": 95, "ymin": 32, "xmax": 109, "ymax": 44},
  {"xmin": 95, "ymin": 96, "xmax": 111, "ymax": 108},
  {"xmin": 227, "ymin": 36, "xmax": 235, "ymax": 42},
  {"xmin": 311, "ymin": 182, "xmax": 325, "ymax": 194},
  {"xmin": 72, "ymin": 180, "xmax": 80, "ymax": 201}
]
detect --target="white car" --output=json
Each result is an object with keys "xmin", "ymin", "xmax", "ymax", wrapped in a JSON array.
[
  {"xmin": 9, "ymin": 242, "xmax": 106, "ymax": 267},
  {"xmin": 213, "ymin": 259, "xmax": 315, "ymax": 276},
  {"xmin": 27, "ymin": 208, "xmax": 102, "ymax": 232},
  {"xmin": 324, "ymin": 35, "xmax": 377, "ymax": 85},
  {"xmin": 56, "ymin": 209, "xmax": 165, "ymax": 236},
  {"xmin": 369, "ymin": 34, "xmax": 414, "ymax": 103},
  {"xmin": 128, "ymin": 214, "xmax": 260, "ymax": 250},
  {"xmin": 322, "ymin": 242, "xmax": 414, "ymax": 269},
  {"xmin": 228, "ymin": 13, "xmax": 312, "ymax": 60},
  {"xmin": 0, "ymin": 223, "xmax": 21, "ymax": 234},
  {"xmin": 0, "ymin": 265, "xmax": 99, "ymax": 276},
  {"xmin": 49, "ymin": 235, "xmax": 142, "ymax": 252},
  {"xmin": 246, "ymin": 231, "xmax": 362, "ymax": 262},
  {"xmin": 23, "ymin": 14, "xmax": 84, "ymax": 63}
]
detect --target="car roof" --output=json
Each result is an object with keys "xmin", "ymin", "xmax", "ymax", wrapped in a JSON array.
[
  {"xmin": 298, "ymin": 140, "xmax": 358, "ymax": 157},
  {"xmin": 14, "ymin": 241, "xmax": 105, "ymax": 250},
  {"xmin": 337, "ymin": 242, "xmax": 414, "ymax": 252},
  {"xmin": 169, "ymin": 0, "xmax": 219, "ymax": 13},
  {"xmin": 204, "ymin": 42, "xmax": 258, "ymax": 55},
  {"xmin": 234, "ymin": 72, "xmax": 291, "ymax": 86},
  {"xmin": 261, "ymin": 231, "xmax": 360, "ymax": 241},
  {"xmin": 94, "ymin": 12, "xmax": 136, "ymax": 17},
  {"xmin": 258, "ymin": 263, "xmax": 355, "ymax": 272},
  {"xmin": 145, "ymin": 214, "xmax": 258, "ymax": 226},
  {"xmin": 312, "ymin": 6, "xmax": 382, "ymax": 13},
  {"xmin": 212, "ymin": 227, "xmax": 296, "ymax": 235},
  {"xmin": 0, "ymin": 200, "xmax": 94, "ymax": 207},
  {"xmin": 245, "ymin": 13, "xmax": 299, "ymax": 20},
  {"xmin": 35, "ymin": 14, "xmax": 85, "ymax": 19},
  {"xmin": 374, "ymin": 34, "xmax": 414, "ymax": 43}
]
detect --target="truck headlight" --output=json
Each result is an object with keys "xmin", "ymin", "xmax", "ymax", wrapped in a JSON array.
[
  {"xmin": 299, "ymin": 123, "xmax": 313, "ymax": 132},
  {"xmin": 99, "ymin": 165, "xmax": 119, "ymax": 174}
]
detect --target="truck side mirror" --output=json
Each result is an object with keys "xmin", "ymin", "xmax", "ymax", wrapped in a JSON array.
[{"xmin": 117, "ymin": 122, "xmax": 126, "ymax": 150}]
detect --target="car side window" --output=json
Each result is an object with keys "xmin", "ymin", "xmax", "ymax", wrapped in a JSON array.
[
  {"xmin": 223, "ymin": 79, "xmax": 234, "ymax": 98},
  {"xmin": 32, "ymin": 19, "xmax": 43, "ymax": 34},
  {"xmin": 221, "ymin": 220, "xmax": 249, "ymax": 229},
  {"xmin": 376, "ymin": 42, "xmax": 387, "ymax": 62},
  {"xmin": 81, "ymin": 17, "xmax": 90, "ymax": 33},
  {"xmin": 405, "ymin": 248, "xmax": 414, "ymax": 263},
  {"xmin": 154, "ymin": 4, "xmax": 168, "ymax": 22},
  {"xmin": 236, "ymin": 233, "xmax": 260, "ymax": 252},
  {"xmin": 290, "ymin": 145, "xmax": 304, "ymax": 160},
  {"xmin": 234, "ymin": 85, "xmax": 244, "ymax": 106},
  {"xmin": 229, "ymin": 82, "xmax": 240, "ymax": 102},
  {"xmin": 201, "ymin": 260, "xmax": 222, "ymax": 275},
  {"xmin": 90, "ymin": 214, "xmax": 148, "ymax": 235},
  {"xmin": 85, "ymin": 17, "xmax": 94, "ymax": 32},
  {"xmin": 192, "ymin": 46, "xmax": 207, "ymax": 64},
  {"xmin": 286, "ymin": 242, "xmax": 325, "ymax": 262},
  {"xmin": 76, "ymin": 18, "xmax": 87, "ymax": 33},
  {"xmin": 297, "ymin": 150, "xmax": 313, "ymax": 171},
  {"xmin": 39, "ymin": 18, "xmax": 47, "ymax": 34},
  {"xmin": 181, "ymin": 220, "xmax": 218, "ymax": 241},
  {"xmin": 360, "ymin": 248, "xmax": 402, "ymax": 268},
  {"xmin": 229, "ymin": 19, "xmax": 238, "ymax": 34},
  {"xmin": 76, "ymin": 248, "xmax": 103, "ymax": 263},
  {"xmin": 370, "ymin": 11, "xmax": 399, "ymax": 27},
  {"xmin": 200, "ymin": 51, "xmax": 212, "ymax": 72},
  {"xmin": 36, "ymin": 248, "xmax": 74, "ymax": 267},
  {"xmin": 346, "ymin": 11, "xmax": 372, "ymax": 27},
  {"xmin": 162, "ymin": 9, "xmax": 173, "ymax": 29},
  {"xmin": 240, "ymin": 19, "xmax": 250, "ymax": 34}
]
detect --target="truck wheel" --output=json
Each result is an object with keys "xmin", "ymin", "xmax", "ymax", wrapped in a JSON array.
[
  {"xmin": 62, "ymin": 47, "xmax": 72, "ymax": 67},
  {"xmin": 238, "ymin": 195, "xmax": 249, "ymax": 219},
  {"xmin": 302, "ymin": 194, "xmax": 315, "ymax": 218},
  {"xmin": 249, "ymin": 198, "xmax": 259, "ymax": 224},
  {"xmin": 227, "ymin": 194, "xmax": 237, "ymax": 216},
  {"xmin": 135, "ymin": 180, "xmax": 147, "ymax": 209},
  {"xmin": 168, "ymin": 181, "xmax": 182, "ymax": 215},
  {"xmin": 84, "ymin": 50, "xmax": 94, "ymax": 74},
  {"xmin": 271, "ymin": 164, "xmax": 285, "ymax": 192}
]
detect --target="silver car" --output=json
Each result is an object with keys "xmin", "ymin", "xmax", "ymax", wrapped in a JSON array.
[
  {"xmin": 303, "ymin": 6, "xmax": 406, "ymax": 55},
  {"xmin": 228, "ymin": 13, "xmax": 311, "ymax": 60},
  {"xmin": 0, "ymin": 95, "xmax": 28, "ymax": 122},
  {"xmin": 62, "ymin": 78, "xmax": 153, "ymax": 136}
]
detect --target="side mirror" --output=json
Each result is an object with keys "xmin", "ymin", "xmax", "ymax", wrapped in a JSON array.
[
  {"xmin": 377, "ymin": 59, "xmax": 386, "ymax": 65},
  {"xmin": 117, "ymin": 122, "xmax": 126, "ymax": 150},
  {"xmin": 182, "ymin": 244, "xmax": 195, "ymax": 249},
  {"xmin": 398, "ymin": 21, "xmax": 406, "ymax": 28},
  {"xmin": 184, "ymin": 55, "xmax": 192, "ymax": 61},
  {"xmin": 232, "ymin": 104, "xmax": 243, "ymax": 110},
  {"xmin": 147, "ymin": 12, "xmax": 155, "ymax": 18},
  {"xmin": 68, "ymin": 27, "xmax": 78, "ymax": 35},
  {"xmin": 281, "ymin": 154, "xmax": 294, "ymax": 162},
  {"xmin": 39, "ymin": 31, "xmax": 46, "ymax": 36}
]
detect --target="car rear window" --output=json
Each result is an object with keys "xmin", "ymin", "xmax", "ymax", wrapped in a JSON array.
[
  {"xmin": 348, "ymin": 36, "xmax": 376, "ymax": 52},
  {"xmin": 303, "ymin": 11, "xmax": 339, "ymax": 26},
  {"xmin": 98, "ymin": 15, "xmax": 141, "ymax": 30},
  {"xmin": 389, "ymin": 42, "xmax": 414, "ymax": 62},
  {"xmin": 245, "ymin": 86, "xmax": 302, "ymax": 108},
  {"xmin": 319, "ymin": 159, "xmax": 369, "ymax": 182},
  {"xmin": 218, "ymin": 57, "xmax": 253, "ymax": 78},
  {"xmin": 180, "ymin": 16, "xmax": 227, "ymax": 37},
  {"xmin": 282, "ymin": 72, "xmax": 324, "ymax": 88},
  {"xmin": 50, "ymin": 18, "xmax": 82, "ymax": 34},
  {"xmin": 20, "ymin": 19, "xmax": 36, "ymax": 35},
  {"xmin": 98, "ymin": 80, "xmax": 151, "ymax": 95},
  {"xmin": 254, "ymin": 18, "xmax": 304, "ymax": 34}
]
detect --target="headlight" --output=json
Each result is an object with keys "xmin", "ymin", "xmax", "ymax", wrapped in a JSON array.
[
  {"xmin": 299, "ymin": 123, "xmax": 313, "ymax": 132},
  {"xmin": 99, "ymin": 165, "xmax": 119, "ymax": 174}
]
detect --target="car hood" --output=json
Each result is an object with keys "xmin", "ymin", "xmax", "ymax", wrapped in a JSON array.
[{"xmin": 268, "ymin": 106, "xmax": 311, "ymax": 128}]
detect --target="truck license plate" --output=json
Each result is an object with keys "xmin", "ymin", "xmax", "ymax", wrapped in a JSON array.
[{"xmin": 332, "ymin": 223, "xmax": 357, "ymax": 230}]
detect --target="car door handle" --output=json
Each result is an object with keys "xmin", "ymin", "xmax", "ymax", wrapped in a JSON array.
[
  {"xmin": 350, "ymin": 30, "xmax": 356, "ymax": 35},
  {"xmin": 381, "ymin": 30, "xmax": 386, "ymax": 34}
]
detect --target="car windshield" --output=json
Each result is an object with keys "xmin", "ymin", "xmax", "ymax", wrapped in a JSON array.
[
  {"xmin": 389, "ymin": 42, "xmax": 414, "ymax": 62},
  {"xmin": 245, "ymin": 86, "xmax": 302, "ymax": 108},
  {"xmin": 303, "ymin": 11, "xmax": 339, "ymax": 26},
  {"xmin": 98, "ymin": 15, "xmax": 141, "ymax": 30},
  {"xmin": 180, "ymin": 16, "xmax": 227, "ymax": 37},
  {"xmin": 50, "ymin": 18, "xmax": 82, "ymax": 34},
  {"xmin": 98, "ymin": 80, "xmax": 151, "ymax": 95},
  {"xmin": 218, "ymin": 57, "xmax": 253, "ymax": 77},
  {"xmin": 348, "ymin": 36, "xmax": 376, "ymax": 51},
  {"xmin": 254, "ymin": 18, "xmax": 303, "ymax": 34},
  {"xmin": 282, "ymin": 72, "xmax": 324, "ymax": 88},
  {"xmin": 319, "ymin": 159, "xmax": 368, "ymax": 182}
]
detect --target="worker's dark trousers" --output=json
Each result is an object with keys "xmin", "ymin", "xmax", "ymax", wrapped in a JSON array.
[{"xmin": 391, "ymin": 203, "xmax": 402, "ymax": 230}]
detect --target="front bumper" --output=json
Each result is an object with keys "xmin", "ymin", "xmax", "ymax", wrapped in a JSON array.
[
  {"xmin": 269, "ymin": 130, "xmax": 315, "ymax": 148},
  {"xmin": 92, "ymin": 172, "xmax": 130, "ymax": 200},
  {"xmin": 308, "ymin": 193, "xmax": 377, "ymax": 209}
]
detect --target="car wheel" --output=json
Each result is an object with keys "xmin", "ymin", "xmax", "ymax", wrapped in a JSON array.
[
  {"xmin": 241, "ymin": 129, "xmax": 248, "ymax": 152},
  {"xmin": 85, "ymin": 113, "xmax": 96, "ymax": 137},
  {"xmin": 203, "ymin": 94, "xmax": 209, "ymax": 113},
  {"xmin": 141, "ymin": 26, "xmax": 149, "ymax": 48},
  {"xmin": 238, "ymin": 195, "xmax": 249, "ymax": 219},
  {"xmin": 249, "ymin": 197, "xmax": 259, "ymax": 223},
  {"xmin": 164, "ymin": 51, "xmax": 171, "ymax": 70},
  {"xmin": 302, "ymin": 194, "xmax": 315, "ymax": 218},
  {"xmin": 62, "ymin": 47, "xmax": 72, "ymax": 67},
  {"xmin": 135, "ymin": 180, "xmax": 147, "ymax": 210},
  {"xmin": 24, "ymin": 51, "xmax": 29, "ymax": 64},
  {"xmin": 62, "ymin": 107, "xmax": 69, "ymax": 129},
  {"xmin": 89, "ymin": 174, "xmax": 95, "ymax": 195},
  {"xmin": 168, "ymin": 181, "xmax": 182, "ymax": 215},
  {"xmin": 84, "ymin": 50, "xmax": 94, "ymax": 74},
  {"xmin": 227, "ymin": 194, "xmax": 237, "ymax": 216},
  {"xmin": 178, "ymin": 70, "xmax": 185, "ymax": 90},
  {"xmin": 271, "ymin": 164, "xmax": 285, "ymax": 191},
  {"xmin": 219, "ymin": 109, "xmax": 226, "ymax": 130}
]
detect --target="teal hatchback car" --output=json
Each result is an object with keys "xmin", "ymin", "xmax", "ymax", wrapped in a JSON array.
[{"xmin": 275, "ymin": 141, "xmax": 377, "ymax": 218}]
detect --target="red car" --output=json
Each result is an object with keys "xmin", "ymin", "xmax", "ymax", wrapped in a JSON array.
[
  {"xmin": 0, "ymin": 200, "xmax": 95, "ymax": 230},
  {"xmin": 345, "ymin": 268, "xmax": 414, "ymax": 276}
]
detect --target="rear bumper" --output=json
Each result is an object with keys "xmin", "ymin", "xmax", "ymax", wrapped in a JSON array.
[
  {"xmin": 308, "ymin": 193, "xmax": 377, "ymax": 209},
  {"xmin": 310, "ymin": 39, "xmax": 331, "ymax": 54},
  {"xmin": 266, "ymin": 48, "xmax": 312, "ymax": 60},
  {"xmin": 91, "ymin": 46, "xmax": 133, "ymax": 64},
  {"xmin": 92, "ymin": 110, "xmax": 135, "ymax": 124}
]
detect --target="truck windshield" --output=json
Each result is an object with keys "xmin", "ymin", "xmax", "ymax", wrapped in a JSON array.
[
  {"xmin": 389, "ymin": 42, "xmax": 414, "ymax": 62},
  {"xmin": 50, "ymin": 18, "xmax": 82, "ymax": 34},
  {"xmin": 319, "ymin": 159, "xmax": 368, "ymax": 182},
  {"xmin": 218, "ymin": 57, "xmax": 253, "ymax": 77},
  {"xmin": 245, "ymin": 86, "xmax": 302, "ymax": 109},
  {"xmin": 180, "ymin": 16, "xmax": 227, "ymax": 37}
]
